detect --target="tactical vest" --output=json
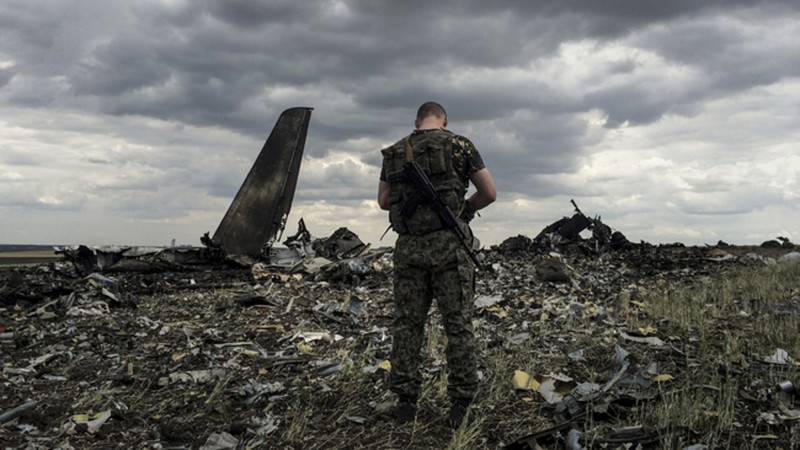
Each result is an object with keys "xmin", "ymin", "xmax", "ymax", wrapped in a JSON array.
[{"xmin": 381, "ymin": 129, "xmax": 468, "ymax": 235}]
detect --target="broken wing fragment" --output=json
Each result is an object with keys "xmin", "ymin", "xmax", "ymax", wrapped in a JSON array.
[{"xmin": 210, "ymin": 107, "xmax": 313, "ymax": 257}]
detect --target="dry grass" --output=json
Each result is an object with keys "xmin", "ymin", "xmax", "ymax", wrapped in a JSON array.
[
  {"xmin": 4, "ymin": 251, "xmax": 797, "ymax": 449},
  {"xmin": 635, "ymin": 260, "xmax": 800, "ymax": 449},
  {"xmin": 266, "ymin": 260, "xmax": 800, "ymax": 449},
  {"xmin": 0, "ymin": 250, "xmax": 60, "ymax": 266}
]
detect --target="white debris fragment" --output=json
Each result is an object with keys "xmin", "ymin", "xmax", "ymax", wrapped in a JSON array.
[
  {"xmin": 619, "ymin": 331, "xmax": 665, "ymax": 347},
  {"xmin": 762, "ymin": 348, "xmax": 789, "ymax": 365},
  {"xmin": 199, "ymin": 431, "xmax": 238, "ymax": 450},
  {"xmin": 475, "ymin": 295, "xmax": 502, "ymax": 308},
  {"xmin": 779, "ymin": 251, "xmax": 800, "ymax": 262},
  {"xmin": 292, "ymin": 331, "xmax": 344, "ymax": 343}
]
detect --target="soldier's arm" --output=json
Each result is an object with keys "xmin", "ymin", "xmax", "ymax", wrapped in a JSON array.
[
  {"xmin": 378, "ymin": 180, "xmax": 391, "ymax": 211},
  {"xmin": 466, "ymin": 168, "xmax": 497, "ymax": 211}
]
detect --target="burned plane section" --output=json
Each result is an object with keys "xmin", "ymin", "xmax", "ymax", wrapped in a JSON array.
[
  {"xmin": 518, "ymin": 199, "xmax": 636, "ymax": 258},
  {"xmin": 55, "ymin": 107, "xmax": 320, "ymax": 273},
  {"xmin": 207, "ymin": 106, "xmax": 313, "ymax": 258},
  {"xmin": 54, "ymin": 245, "xmax": 223, "ymax": 276}
]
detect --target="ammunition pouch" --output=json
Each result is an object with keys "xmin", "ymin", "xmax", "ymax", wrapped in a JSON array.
[{"xmin": 381, "ymin": 131, "xmax": 467, "ymax": 236}]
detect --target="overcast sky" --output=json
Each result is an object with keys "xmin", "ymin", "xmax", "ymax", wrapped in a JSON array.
[{"xmin": 1, "ymin": 0, "xmax": 798, "ymax": 249}]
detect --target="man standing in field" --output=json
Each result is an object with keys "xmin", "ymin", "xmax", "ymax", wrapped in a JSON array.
[{"xmin": 377, "ymin": 101, "xmax": 497, "ymax": 427}]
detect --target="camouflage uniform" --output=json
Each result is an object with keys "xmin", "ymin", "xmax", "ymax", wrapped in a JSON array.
[{"xmin": 380, "ymin": 128, "xmax": 485, "ymax": 403}]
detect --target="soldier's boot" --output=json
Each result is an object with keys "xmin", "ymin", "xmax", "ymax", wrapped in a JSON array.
[
  {"xmin": 393, "ymin": 397, "xmax": 417, "ymax": 424},
  {"xmin": 448, "ymin": 398, "xmax": 472, "ymax": 429}
]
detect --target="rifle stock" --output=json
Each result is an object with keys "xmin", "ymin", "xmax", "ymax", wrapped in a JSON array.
[{"xmin": 402, "ymin": 160, "xmax": 483, "ymax": 270}]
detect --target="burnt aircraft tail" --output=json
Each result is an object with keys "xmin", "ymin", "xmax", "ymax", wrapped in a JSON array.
[{"xmin": 210, "ymin": 107, "xmax": 313, "ymax": 257}]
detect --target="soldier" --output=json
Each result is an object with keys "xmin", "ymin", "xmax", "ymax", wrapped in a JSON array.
[{"xmin": 377, "ymin": 101, "xmax": 497, "ymax": 427}]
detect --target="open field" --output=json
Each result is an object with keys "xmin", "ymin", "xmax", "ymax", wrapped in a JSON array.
[
  {"xmin": 1, "ymin": 244, "xmax": 798, "ymax": 449},
  {"xmin": 0, "ymin": 250, "xmax": 60, "ymax": 267}
]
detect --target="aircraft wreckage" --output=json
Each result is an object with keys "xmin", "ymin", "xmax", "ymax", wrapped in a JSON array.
[
  {"xmin": 50, "ymin": 105, "xmax": 797, "ymax": 279},
  {"xmin": 203, "ymin": 107, "xmax": 313, "ymax": 258},
  {"xmin": 54, "ymin": 107, "xmax": 371, "ymax": 274}
]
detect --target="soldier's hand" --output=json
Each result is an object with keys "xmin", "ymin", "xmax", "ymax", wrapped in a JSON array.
[{"xmin": 459, "ymin": 201, "xmax": 477, "ymax": 222}]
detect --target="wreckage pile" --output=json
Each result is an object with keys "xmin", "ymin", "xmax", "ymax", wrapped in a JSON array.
[{"xmin": 1, "ymin": 212, "xmax": 799, "ymax": 449}]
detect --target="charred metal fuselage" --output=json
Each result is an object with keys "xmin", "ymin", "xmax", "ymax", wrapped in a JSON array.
[{"xmin": 211, "ymin": 107, "xmax": 313, "ymax": 257}]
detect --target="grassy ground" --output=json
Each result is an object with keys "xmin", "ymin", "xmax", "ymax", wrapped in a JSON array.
[
  {"xmin": 269, "ymin": 259, "xmax": 800, "ymax": 449},
  {"xmin": 634, "ymin": 259, "xmax": 800, "ymax": 449},
  {"xmin": 0, "ymin": 250, "xmax": 60, "ymax": 267},
  {"xmin": 2, "ymin": 250, "xmax": 797, "ymax": 449}
]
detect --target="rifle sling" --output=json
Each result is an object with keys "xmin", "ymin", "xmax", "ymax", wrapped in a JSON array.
[{"xmin": 401, "ymin": 136, "xmax": 427, "ymax": 218}]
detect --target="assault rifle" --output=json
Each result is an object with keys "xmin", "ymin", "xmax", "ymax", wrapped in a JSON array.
[{"xmin": 401, "ymin": 160, "xmax": 484, "ymax": 270}]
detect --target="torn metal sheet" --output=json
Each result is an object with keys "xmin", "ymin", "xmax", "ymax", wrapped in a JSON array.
[
  {"xmin": 199, "ymin": 432, "xmax": 238, "ymax": 450},
  {"xmin": 64, "ymin": 410, "xmax": 112, "ymax": 436},
  {"xmin": 762, "ymin": 348, "xmax": 790, "ymax": 364},
  {"xmin": 262, "ymin": 221, "xmax": 370, "ymax": 275},
  {"xmin": 565, "ymin": 429, "xmax": 583, "ymax": 450},
  {"xmin": 520, "ymin": 199, "xmax": 637, "ymax": 257},
  {"xmin": 620, "ymin": 330, "xmax": 666, "ymax": 347},
  {"xmin": 55, "ymin": 244, "xmax": 220, "ymax": 274},
  {"xmin": 313, "ymin": 227, "xmax": 368, "ymax": 260},
  {"xmin": 210, "ymin": 107, "xmax": 313, "ymax": 257},
  {"xmin": 475, "ymin": 295, "xmax": 503, "ymax": 308}
]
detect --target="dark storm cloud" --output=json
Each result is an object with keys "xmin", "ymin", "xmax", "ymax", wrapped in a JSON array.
[
  {"xmin": 8, "ymin": 92, "xmax": 55, "ymax": 108},
  {"xmin": 5, "ymin": 0, "xmax": 790, "ymax": 149},
  {"xmin": 0, "ymin": 3, "xmax": 62, "ymax": 51},
  {"xmin": 1, "ymin": 0, "xmax": 798, "ymax": 218},
  {"xmin": 635, "ymin": 12, "xmax": 800, "ymax": 93},
  {"xmin": 204, "ymin": 0, "xmax": 321, "ymax": 28},
  {"xmin": 70, "ymin": 40, "xmax": 172, "ymax": 96},
  {"xmin": 0, "ymin": 68, "xmax": 15, "ymax": 87},
  {"xmin": 472, "ymin": 111, "xmax": 590, "ymax": 173},
  {"xmin": 586, "ymin": 86, "xmax": 669, "ymax": 129}
]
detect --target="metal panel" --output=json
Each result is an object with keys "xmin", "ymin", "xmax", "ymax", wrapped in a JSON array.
[{"xmin": 211, "ymin": 107, "xmax": 313, "ymax": 256}]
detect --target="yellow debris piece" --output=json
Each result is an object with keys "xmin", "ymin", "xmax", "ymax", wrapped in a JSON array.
[
  {"xmin": 70, "ymin": 410, "xmax": 109, "ymax": 422},
  {"xmin": 232, "ymin": 348, "xmax": 260, "ymax": 357},
  {"xmin": 296, "ymin": 342, "xmax": 313, "ymax": 354},
  {"xmin": 652, "ymin": 374, "xmax": 673, "ymax": 382},
  {"xmin": 638, "ymin": 325, "xmax": 657, "ymax": 336},
  {"xmin": 486, "ymin": 306, "xmax": 508, "ymax": 318},
  {"xmin": 377, "ymin": 360, "xmax": 392, "ymax": 372},
  {"xmin": 512, "ymin": 370, "xmax": 541, "ymax": 391},
  {"xmin": 751, "ymin": 434, "xmax": 779, "ymax": 440},
  {"xmin": 255, "ymin": 324, "xmax": 285, "ymax": 332}
]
